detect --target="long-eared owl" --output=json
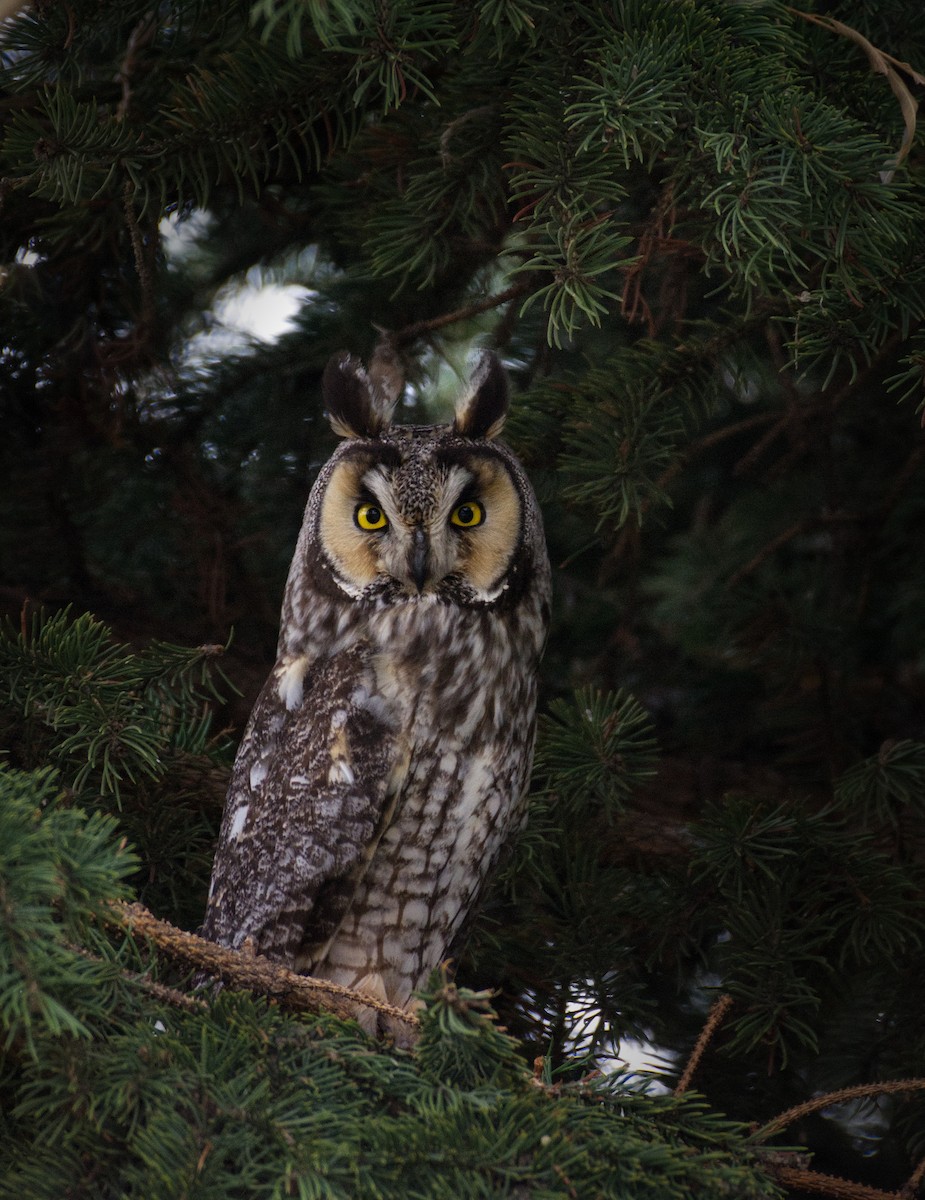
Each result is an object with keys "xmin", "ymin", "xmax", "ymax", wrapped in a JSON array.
[{"xmin": 202, "ymin": 350, "xmax": 551, "ymax": 1030}]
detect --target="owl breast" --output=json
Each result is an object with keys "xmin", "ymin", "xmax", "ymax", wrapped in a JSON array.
[{"xmin": 299, "ymin": 594, "xmax": 545, "ymax": 1010}]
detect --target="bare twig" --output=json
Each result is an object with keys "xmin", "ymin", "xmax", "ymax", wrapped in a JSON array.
[
  {"xmin": 732, "ymin": 412, "xmax": 792, "ymax": 478},
  {"xmin": 878, "ymin": 444, "xmax": 925, "ymax": 521},
  {"xmin": 726, "ymin": 512, "xmax": 861, "ymax": 589},
  {"xmin": 901, "ymin": 1151, "xmax": 925, "ymax": 1199},
  {"xmin": 655, "ymin": 411, "xmax": 781, "ymax": 497},
  {"xmin": 109, "ymin": 901, "xmax": 420, "ymax": 1037},
  {"xmin": 121, "ymin": 179, "xmax": 156, "ymax": 328},
  {"xmin": 122, "ymin": 181, "xmax": 147, "ymax": 288},
  {"xmin": 439, "ymin": 106, "xmax": 496, "ymax": 167},
  {"xmin": 786, "ymin": 8, "xmax": 925, "ymax": 180},
  {"xmin": 674, "ymin": 992, "xmax": 734, "ymax": 1095},
  {"xmin": 391, "ymin": 282, "xmax": 532, "ymax": 346},
  {"xmin": 68, "ymin": 943, "xmax": 207, "ymax": 1013},
  {"xmin": 600, "ymin": 411, "xmax": 780, "ymax": 577},
  {"xmin": 115, "ymin": 14, "xmax": 158, "ymax": 121},
  {"xmin": 756, "ymin": 1078, "xmax": 925, "ymax": 1142},
  {"xmin": 768, "ymin": 1164, "xmax": 904, "ymax": 1200}
]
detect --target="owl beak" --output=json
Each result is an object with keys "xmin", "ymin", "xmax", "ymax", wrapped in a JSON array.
[{"xmin": 409, "ymin": 527, "xmax": 430, "ymax": 593}]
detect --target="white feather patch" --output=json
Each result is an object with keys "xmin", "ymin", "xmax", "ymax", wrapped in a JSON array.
[
  {"xmin": 328, "ymin": 759, "xmax": 356, "ymax": 786},
  {"xmin": 277, "ymin": 655, "xmax": 309, "ymax": 710},
  {"xmin": 229, "ymin": 805, "xmax": 249, "ymax": 839},
  {"xmin": 354, "ymin": 971, "xmax": 389, "ymax": 1002}
]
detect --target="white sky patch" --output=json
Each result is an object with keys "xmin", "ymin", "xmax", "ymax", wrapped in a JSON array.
[
  {"xmin": 159, "ymin": 209, "xmax": 317, "ymax": 363},
  {"xmin": 160, "ymin": 208, "xmax": 215, "ymax": 259},
  {"xmin": 216, "ymin": 280, "xmax": 312, "ymax": 342},
  {"xmin": 565, "ymin": 990, "xmax": 677, "ymax": 1094},
  {"xmin": 596, "ymin": 1035, "xmax": 677, "ymax": 1093},
  {"xmin": 180, "ymin": 278, "xmax": 314, "ymax": 366}
]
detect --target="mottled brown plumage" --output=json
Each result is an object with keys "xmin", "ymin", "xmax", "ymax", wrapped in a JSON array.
[{"xmin": 202, "ymin": 351, "xmax": 550, "ymax": 1034}]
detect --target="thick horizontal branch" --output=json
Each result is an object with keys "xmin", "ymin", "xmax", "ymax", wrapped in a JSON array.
[{"xmin": 109, "ymin": 901, "xmax": 419, "ymax": 1037}]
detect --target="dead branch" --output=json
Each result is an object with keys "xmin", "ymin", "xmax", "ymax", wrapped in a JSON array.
[
  {"xmin": 69, "ymin": 942, "xmax": 208, "ymax": 1013},
  {"xmin": 390, "ymin": 282, "xmax": 532, "ymax": 346},
  {"xmin": 756, "ymin": 1078, "xmax": 925, "ymax": 1142},
  {"xmin": 725, "ymin": 511, "xmax": 862, "ymax": 589},
  {"xmin": 901, "ymin": 1151, "xmax": 925, "ymax": 1199},
  {"xmin": 768, "ymin": 1164, "xmax": 903, "ymax": 1200},
  {"xmin": 674, "ymin": 992, "xmax": 734, "ymax": 1095}
]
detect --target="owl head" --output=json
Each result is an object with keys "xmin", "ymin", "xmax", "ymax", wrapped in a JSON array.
[{"xmin": 301, "ymin": 350, "xmax": 543, "ymax": 608}]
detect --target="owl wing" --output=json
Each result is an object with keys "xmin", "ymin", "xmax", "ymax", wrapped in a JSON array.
[{"xmin": 202, "ymin": 642, "xmax": 402, "ymax": 966}]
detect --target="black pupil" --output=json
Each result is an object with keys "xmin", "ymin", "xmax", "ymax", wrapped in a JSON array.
[
  {"xmin": 365, "ymin": 506, "xmax": 381, "ymax": 524},
  {"xmin": 457, "ymin": 505, "xmax": 474, "ymax": 524}
]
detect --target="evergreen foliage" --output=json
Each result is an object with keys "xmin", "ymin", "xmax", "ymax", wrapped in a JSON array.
[
  {"xmin": 1, "ymin": 897, "xmax": 782, "ymax": 1200},
  {"xmin": 3, "ymin": 0, "xmax": 925, "ymax": 1194},
  {"xmin": 0, "ymin": 609, "xmax": 230, "ymax": 925},
  {"xmin": 0, "ymin": 764, "xmax": 135, "ymax": 1050}
]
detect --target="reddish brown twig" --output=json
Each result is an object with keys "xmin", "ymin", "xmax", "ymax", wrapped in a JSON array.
[
  {"xmin": 674, "ymin": 992, "xmax": 734, "ymax": 1095},
  {"xmin": 755, "ymin": 1078, "xmax": 925, "ymax": 1142},
  {"xmin": 726, "ymin": 512, "xmax": 861, "ymax": 588},
  {"xmin": 391, "ymin": 282, "xmax": 532, "ymax": 345},
  {"xmin": 68, "ymin": 942, "xmax": 207, "ymax": 1013},
  {"xmin": 768, "ymin": 1164, "xmax": 903, "ymax": 1200},
  {"xmin": 901, "ymin": 1152, "xmax": 925, "ymax": 1199}
]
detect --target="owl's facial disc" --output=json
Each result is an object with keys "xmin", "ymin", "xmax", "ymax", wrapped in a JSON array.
[{"xmin": 318, "ymin": 451, "xmax": 522, "ymax": 600}]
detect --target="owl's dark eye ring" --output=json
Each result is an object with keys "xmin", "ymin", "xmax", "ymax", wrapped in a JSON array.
[
  {"xmin": 450, "ymin": 500, "xmax": 484, "ymax": 529},
  {"xmin": 355, "ymin": 502, "xmax": 389, "ymax": 531}
]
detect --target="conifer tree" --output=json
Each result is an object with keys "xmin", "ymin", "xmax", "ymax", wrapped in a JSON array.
[{"xmin": 2, "ymin": 2, "xmax": 925, "ymax": 1196}]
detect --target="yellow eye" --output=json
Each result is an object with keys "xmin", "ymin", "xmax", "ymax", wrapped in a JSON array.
[
  {"xmin": 355, "ymin": 502, "xmax": 389, "ymax": 531},
  {"xmin": 450, "ymin": 500, "xmax": 484, "ymax": 528}
]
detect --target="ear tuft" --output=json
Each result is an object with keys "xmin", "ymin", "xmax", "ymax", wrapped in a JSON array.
[
  {"xmin": 323, "ymin": 353, "xmax": 393, "ymax": 438},
  {"xmin": 453, "ymin": 351, "xmax": 508, "ymax": 439},
  {"xmin": 367, "ymin": 332, "xmax": 405, "ymax": 411}
]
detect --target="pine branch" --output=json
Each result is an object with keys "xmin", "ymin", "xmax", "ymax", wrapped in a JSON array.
[{"xmin": 110, "ymin": 901, "xmax": 420, "ymax": 1038}]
